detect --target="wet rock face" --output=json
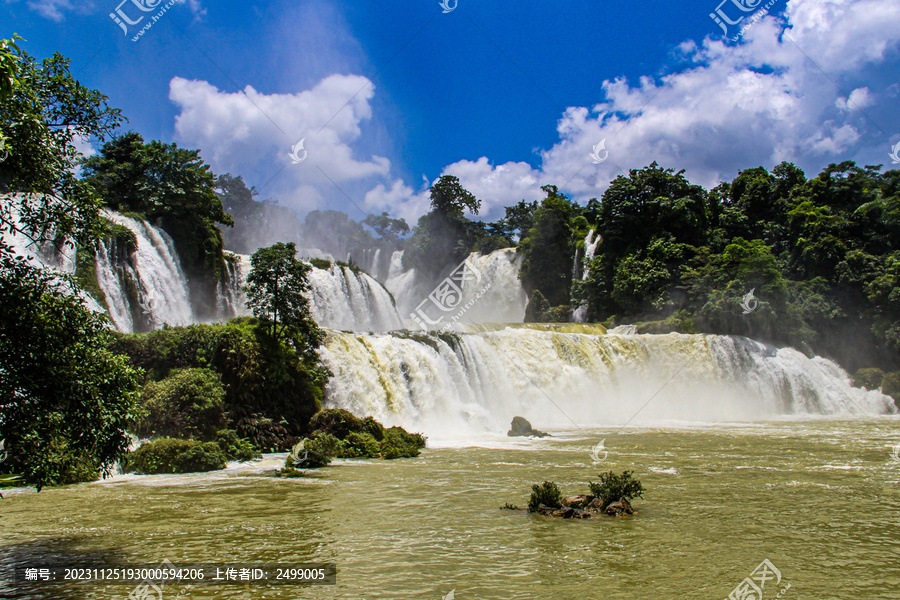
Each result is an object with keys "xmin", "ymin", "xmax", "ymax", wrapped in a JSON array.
[{"xmin": 507, "ymin": 416, "xmax": 549, "ymax": 438}]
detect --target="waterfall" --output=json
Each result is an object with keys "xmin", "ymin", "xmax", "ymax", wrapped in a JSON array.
[
  {"xmin": 306, "ymin": 263, "xmax": 404, "ymax": 332},
  {"xmin": 319, "ymin": 326, "xmax": 896, "ymax": 437},
  {"xmin": 216, "ymin": 252, "xmax": 251, "ymax": 320},
  {"xmin": 96, "ymin": 211, "xmax": 194, "ymax": 333},
  {"xmin": 388, "ymin": 248, "xmax": 529, "ymax": 330},
  {"xmin": 573, "ymin": 229, "xmax": 601, "ymax": 323},
  {"xmin": 0, "ymin": 201, "xmax": 103, "ymax": 313}
]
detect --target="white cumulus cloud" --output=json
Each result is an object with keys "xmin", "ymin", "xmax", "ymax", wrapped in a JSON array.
[{"xmin": 169, "ymin": 75, "xmax": 391, "ymax": 212}]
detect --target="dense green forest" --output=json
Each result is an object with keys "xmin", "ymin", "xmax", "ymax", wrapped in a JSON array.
[
  {"xmin": 2, "ymin": 39, "xmax": 898, "ymax": 490},
  {"xmin": 402, "ymin": 168, "xmax": 900, "ymax": 377}
]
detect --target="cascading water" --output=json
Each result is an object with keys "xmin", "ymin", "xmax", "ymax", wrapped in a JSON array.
[
  {"xmin": 319, "ymin": 325, "xmax": 896, "ymax": 438},
  {"xmin": 388, "ymin": 248, "xmax": 529, "ymax": 329},
  {"xmin": 306, "ymin": 263, "xmax": 403, "ymax": 332},
  {"xmin": 216, "ymin": 252, "xmax": 251, "ymax": 320},
  {"xmin": 573, "ymin": 229, "xmax": 601, "ymax": 322},
  {"xmin": 0, "ymin": 202, "xmax": 103, "ymax": 313},
  {"xmin": 95, "ymin": 211, "xmax": 194, "ymax": 333}
]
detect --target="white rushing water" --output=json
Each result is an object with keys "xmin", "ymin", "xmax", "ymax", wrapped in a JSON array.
[
  {"xmin": 96, "ymin": 211, "xmax": 194, "ymax": 332},
  {"xmin": 307, "ymin": 263, "xmax": 403, "ymax": 331},
  {"xmin": 388, "ymin": 248, "xmax": 529, "ymax": 329},
  {"xmin": 0, "ymin": 200, "xmax": 103, "ymax": 313},
  {"xmin": 573, "ymin": 228, "xmax": 601, "ymax": 323},
  {"xmin": 216, "ymin": 252, "xmax": 251, "ymax": 320},
  {"xmin": 320, "ymin": 325, "xmax": 897, "ymax": 438}
]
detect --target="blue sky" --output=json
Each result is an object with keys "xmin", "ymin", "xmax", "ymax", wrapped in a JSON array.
[{"xmin": 3, "ymin": 0, "xmax": 900, "ymax": 223}]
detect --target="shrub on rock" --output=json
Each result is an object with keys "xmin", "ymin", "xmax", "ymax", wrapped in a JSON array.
[
  {"xmin": 528, "ymin": 481, "xmax": 563, "ymax": 512},
  {"xmin": 214, "ymin": 429, "xmax": 261, "ymax": 461},
  {"xmin": 128, "ymin": 438, "xmax": 227, "ymax": 474},
  {"xmin": 588, "ymin": 470, "xmax": 644, "ymax": 509}
]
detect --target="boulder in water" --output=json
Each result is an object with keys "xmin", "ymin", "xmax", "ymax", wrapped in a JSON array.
[
  {"xmin": 507, "ymin": 416, "xmax": 549, "ymax": 438},
  {"xmin": 604, "ymin": 498, "xmax": 634, "ymax": 516},
  {"xmin": 562, "ymin": 495, "xmax": 591, "ymax": 509}
]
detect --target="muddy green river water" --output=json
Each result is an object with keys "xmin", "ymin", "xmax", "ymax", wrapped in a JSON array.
[{"xmin": 2, "ymin": 419, "xmax": 899, "ymax": 599}]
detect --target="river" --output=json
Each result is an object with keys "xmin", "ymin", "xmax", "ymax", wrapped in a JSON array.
[{"xmin": 3, "ymin": 419, "xmax": 899, "ymax": 599}]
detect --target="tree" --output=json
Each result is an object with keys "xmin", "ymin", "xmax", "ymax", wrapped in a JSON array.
[
  {"xmin": 429, "ymin": 174, "xmax": 481, "ymax": 217},
  {"xmin": 0, "ymin": 40, "xmax": 143, "ymax": 490},
  {"xmin": 0, "ymin": 256, "xmax": 142, "ymax": 489},
  {"xmin": 518, "ymin": 185, "xmax": 579, "ymax": 310},
  {"xmin": 0, "ymin": 41, "xmax": 124, "ymax": 262},
  {"xmin": 244, "ymin": 242, "xmax": 323, "ymax": 361},
  {"xmin": 403, "ymin": 175, "xmax": 482, "ymax": 277},
  {"xmin": 361, "ymin": 211, "xmax": 410, "ymax": 244},
  {"xmin": 81, "ymin": 132, "xmax": 234, "ymax": 316},
  {"xmin": 214, "ymin": 173, "xmax": 302, "ymax": 254},
  {"xmin": 504, "ymin": 199, "xmax": 539, "ymax": 240}
]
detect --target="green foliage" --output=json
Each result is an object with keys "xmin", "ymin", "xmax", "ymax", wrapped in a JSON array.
[
  {"xmin": 309, "ymin": 257, "xmax": 332, "ymax": 270},
  {"xmin": 300, "ymin": 409, "xmax": 426, "ymax": 463},
  {"xmin": 108, "ymin": 320, "xmax": 328, "ymax": 452},
  {"xmin": 588, "ymin": 471, "xmax": 644, "ymax": 509},
  {"xmin": 380, "ymin": 427, "xmax": 426, "ymax": 459},
  {"xmin": 341, "ymin": 432, "xmax": 381, "ymax": 458},
  {"xmin": 290, "ymin": 433, "xmax": 334, "ymax": 468},
  {"xmin": 0, "ymin": 42, "xmax": 123, "ymax": 262},
  {"xmin": 135, "ymin": 368, "xmax": 226, "ymax": 441},
  {"xmin": 0, "ymin": 258, "xmax": 142, "ymax": 489},
  {"xmin": 362, "ymin": 211, "xmax": 410, "ymax": 244},
  {"xmin": 518, "ymin": 186, "xmax": 579, "ymax": 309},
  {"xmin": 308, "ymin": 408, "xmax": 367, "ymax": 439},
  {"xmin": 244, "ymin": 242, "xmax": 323, "ymax": 361},
  {"xmin": 882, "ymin": 372, "xmax": 900, "ymax": 405},
  {"xmin": 403, "ymin": 175, "xmax": 482, "ymax": 278},
  {"xmin": 853, "ymin": 368, "xmax": 884, "ymax": 390},
  {"xmin": 528, "ymin": 481, "xmax": 563, "ymax": 512},
  {"xmin": 127, "ymin": 438, "xmax": 227, "ymax": 474},
  {"xmin": 572, "ymin": 160, "xmax": 900, "ymax": 371},
  {"xmin": 213, "ymin": 429, "xmax": 261, "ymax": 461},
  {"xmin": 81, "ymin": 132, "xmax": 233, "ymax": 319}
]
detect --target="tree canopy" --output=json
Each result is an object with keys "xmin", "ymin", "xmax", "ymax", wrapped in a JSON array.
[{"xmin": 244, "ymin": 242, "xmax": 323, "ymax": 361}]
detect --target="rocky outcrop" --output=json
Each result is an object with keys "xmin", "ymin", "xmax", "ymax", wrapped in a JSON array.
[
  {"xmin": 531, "ymin": 495, "xmax": 635, "ymax": 519},
  {"xmin": 507, "ymin": 416, "xmax": 549, "ymax": 438}
]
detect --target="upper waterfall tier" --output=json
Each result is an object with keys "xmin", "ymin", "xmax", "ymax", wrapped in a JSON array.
[
  {"xmin": 307, "ymin": 263, "xmax": 404, "ymax": 332},
  {"xmin": 319, "ymin": 326, "xmax": 897, "ymax": 437},
  {"xmin": 97, "ymin": 211, "xmax": 195, "ymax": 332},
  {"xmin": 385, "ymin": 247, "xmax": 528, "ymax": 329}
]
